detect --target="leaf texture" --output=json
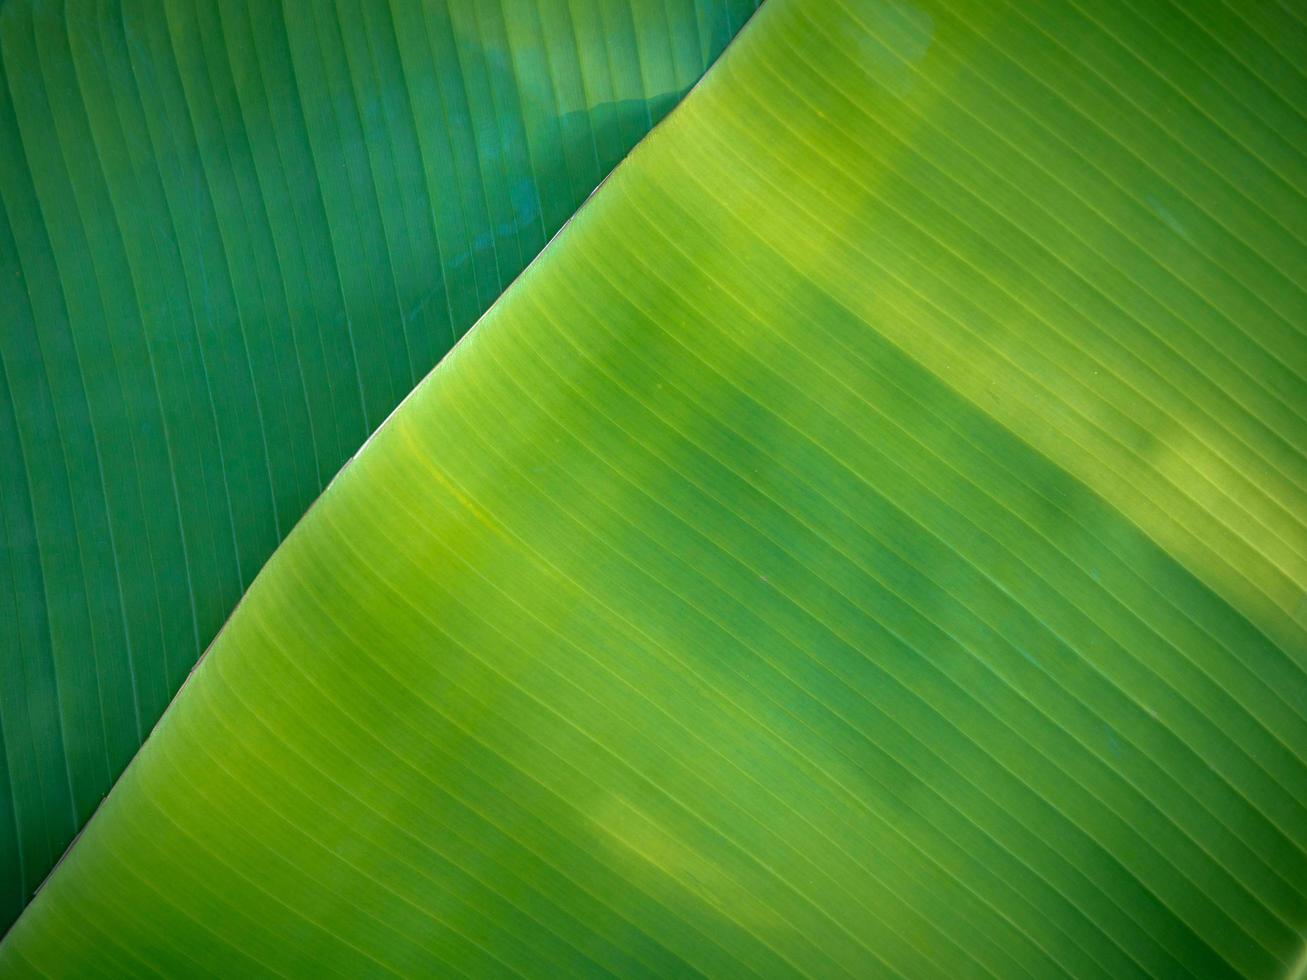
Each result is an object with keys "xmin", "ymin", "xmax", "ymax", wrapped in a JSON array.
[
  {"xmin": 0, "ymin": 0, "xmax": 758, "ymax": 929},
  {"xmin": 4, "ymin": 0, "xmax": 1307, "ymax": 975}
]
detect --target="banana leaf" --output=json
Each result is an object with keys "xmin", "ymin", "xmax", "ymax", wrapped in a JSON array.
[
  {"xmin": 0, "ymin": 0, "xmax": 757, "ymax": 929},
  {"xmin": 5, "ymin": 0, "xmax": 1307, "ymax": 975}
]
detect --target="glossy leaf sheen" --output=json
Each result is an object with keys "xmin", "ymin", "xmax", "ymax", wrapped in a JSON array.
[
  {"xmin": 6, "ymin": 0, "xmax": 1307, "ymax": 975},
  {"xmin": 0, "ymin": 0, "xmax": 757, "ymax": 928}
]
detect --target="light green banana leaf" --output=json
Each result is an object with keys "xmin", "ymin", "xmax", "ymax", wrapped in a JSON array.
[
  {"xmin": 5, "ymin": 0, "xmax": 1307, "ymax": 975},
  {"xmin": 0, "ymin": 0, "xmax": 758, "ymax": 929}
]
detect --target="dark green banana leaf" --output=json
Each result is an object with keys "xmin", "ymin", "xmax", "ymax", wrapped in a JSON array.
[
  {"xmin": 4, "ymin": 0, "xmax": 1305, "ymax": 975},
  {"xmin": 0, "ymin": 0, "xmax": 758, "ymax": 930}
]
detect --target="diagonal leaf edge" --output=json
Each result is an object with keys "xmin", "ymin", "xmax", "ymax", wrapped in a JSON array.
[{"xmin": 0, "ymin": 0, "xmax": 761, "ymax": 931}]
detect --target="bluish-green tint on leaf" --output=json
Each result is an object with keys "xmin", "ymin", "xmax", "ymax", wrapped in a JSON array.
[
  {"xmin": 0, "ymin": 0, "xmax": 758, "ymax": 930},
  {"xmin": 5, "ymin": 0, "xmax": 1307, "ymax": 976}
]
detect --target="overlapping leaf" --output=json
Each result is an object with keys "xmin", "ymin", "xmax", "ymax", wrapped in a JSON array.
[{"xmin": 4, "ymin": 0, "xmax": 1307, "ymax": 975}]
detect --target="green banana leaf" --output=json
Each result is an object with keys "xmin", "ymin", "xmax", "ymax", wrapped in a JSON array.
[
  {"xmin": 6, "ymin": 0, "xmax": 1307, "ymax": 975},
  {"xmin": 0, "ymin": 0, "xmax": 758, "ymax": 929}
]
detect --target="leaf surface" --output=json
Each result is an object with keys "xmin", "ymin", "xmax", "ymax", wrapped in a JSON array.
[{"xmin": 4, "ymin": 0, "xmax": 1307, "ymax": 975}]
